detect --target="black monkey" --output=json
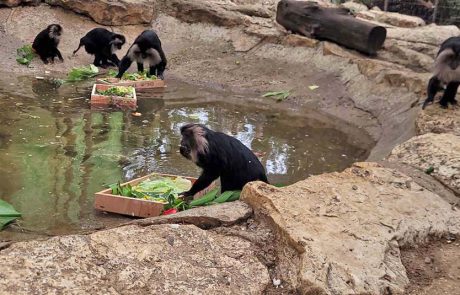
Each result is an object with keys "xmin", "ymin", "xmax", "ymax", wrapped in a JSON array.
[
  {"xmin": 32, "ymin": 24, "xmax": 64, "ymax": 64},
  {"xmin": 73, "ymin": 28, "xmax": 126, "ymax": 68},
  {"xmin": 179, "ymin": 124, "xmax": 268, "ymax": 198},
  {"xmin": 422, "ymin": 36, "xmax": 460, "ymax": 109},
  {"xmin": 116, "ymin": 30, "xmax": 167, "ymax": 80}
]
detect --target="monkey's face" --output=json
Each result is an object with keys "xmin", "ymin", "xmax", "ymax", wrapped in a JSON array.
[
  {"xmin": 179, "ymin": 124, "xmax": 209, "ymax": 164},
  {"xmin": 179, "ymin": 137, "xmax": 192, "ymax": 160}
]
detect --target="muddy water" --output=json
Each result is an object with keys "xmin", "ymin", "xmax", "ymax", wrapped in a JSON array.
[{"xmin": 0, "ymin": 75, "xmax": 373, "ymax": 241}]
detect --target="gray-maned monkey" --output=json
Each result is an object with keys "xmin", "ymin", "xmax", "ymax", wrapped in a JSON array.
[
  {"xmin": 116, "ymin": 30, "xmax": 167, "ymax": 80},
  {"xmin": 422, "ymin": 36, "xmax": 460, "ymax": 109},
  {"xmin": 32, "ymin": 24, "xmax": 64, "ymax": 64}
]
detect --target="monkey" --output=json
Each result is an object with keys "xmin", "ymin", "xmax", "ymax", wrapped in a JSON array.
[
  {"xmin": 73, "ymin": 28, "xmax": 126, "ymax": 68},
  {"xmin": 32, "ymin": 24, "xmax": 64, "ymax": 64},
  {"xmin": 179, "ymin": 123, "xmax": 268, "ymax": 199},
  {"xmin": 116, "ymin": 30, "xmax": 167, "ymax": 80},
  {"xmin": 422, "ymin": 36, "xmax": 460, "ymax": 109}
]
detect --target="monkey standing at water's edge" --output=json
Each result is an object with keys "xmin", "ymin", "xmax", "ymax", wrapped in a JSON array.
[
  {"xmin": 116, "ymin": 30, "xmax": 167, "ymax": 79},
  {"xmin": 179, "ymin": 124, "xmax": 268, "ymax": 199},
  {"xmin": 73, "ymin": 28, "xmax": 126, "ymax": 68},
  {"xmin": 32, "ymin": 24, "xmax": 64, "ymax": 64},
  {"xmin": 422, "ymin": 36, "xmax": 460, "ymax": 109}
]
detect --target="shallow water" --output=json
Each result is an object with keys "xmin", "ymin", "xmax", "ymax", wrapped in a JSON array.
[{"xmin": 0, "ymin": 75, "xmax": 372, "ymax": 240}]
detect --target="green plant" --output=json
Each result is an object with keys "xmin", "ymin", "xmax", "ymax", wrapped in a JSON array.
[
  {"xmin": 97, "ymin": 86, "xmax": 134, "ymax": 97},
  {"xmin": 66, "ymin": 64, "xmax": 99, "ymax": 82},
  {"xmin": 262, "ymin": 90, "xmax": 291, "ymax": 102},
  {"xmin": 0, "ymin": 199, "xmax": 21, "ymax": 230},
  {"xmin": 16, "ymin": 45, "xmax": 34, "ymax": 66}
]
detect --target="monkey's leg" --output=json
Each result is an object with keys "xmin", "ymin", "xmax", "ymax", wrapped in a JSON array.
[
  {"xmin": 439, "ymin": 82, "xmax": 458, "ymax": 108},
  {"xmin": 447, "ymin": 82, "xmax": 459, "ymax": 105},
  {"xmin": 94, "ymin": 54, "xmax": 103, "ymax": 67},
  {"xmin": 109, "ymin": 54, "xmax": 121, "ymax": 67},
  {"xmin": 137, "ymin": 62, "xmax": 144, "ymax": 73},
  {"xmin": 148, "ymin": 65, "xmax": 157, "ymax": 77},
  {"xmin": 183, "ymin": 170, "xmax": 219, "ymax": 198},
  {"xmin": 422, "ymin": 77, "xmax": 441, "ymax": 109}
]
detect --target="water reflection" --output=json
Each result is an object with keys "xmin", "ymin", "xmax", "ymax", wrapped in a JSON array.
[{"xmin": 0, "ymin": 76, "xmax": 371, "ymax": 240}]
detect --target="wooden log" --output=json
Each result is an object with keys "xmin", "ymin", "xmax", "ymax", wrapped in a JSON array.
[{"xmin": 276, "ymin": 0, "xmax": 387, "ymax": 56}]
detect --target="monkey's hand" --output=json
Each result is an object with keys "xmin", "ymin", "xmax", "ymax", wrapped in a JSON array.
[{"xmin": 178, "ymin": 191, "xmax": 194, "ymax": 202}]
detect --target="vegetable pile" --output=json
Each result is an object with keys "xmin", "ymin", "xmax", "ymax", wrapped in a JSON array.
[
  {"xmin": 0, "ymin": 199, "xmax": 21, "ymax": 231},
  {"xmin": 66, "ymin": 64, "xmax": 99, "ymax": 82},
  {"xmin": 110, "ymin": 175, "xmax": 241, "ymax": 214},
  {"xmin": 107, "ymin": 69, "xmax": 158, "ymax": 81},
  {"xmin": 97, "ymin": 86, "xmax": 134, "ymax": 97},
  {"xmin": 16, "ymin": 45, "xmax": 35, "ymax": 66}
]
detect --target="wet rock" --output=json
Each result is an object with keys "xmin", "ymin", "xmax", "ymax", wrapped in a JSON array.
[
  {"xmin": 0, "ymin": 224, "xmax": 269, "ymax": 294},
  {"xmin": 388, "ymin": 133, "xmax": 460, "ymax": 195},
  {"xmin": 356, "ymin": 10, "xmax": 425, "ymax": 28},
  {"xmin": 241, "ymin": 162, "xmax": 460, "ymax": 294},
  {"xmin": 45, "ymin": 0, "xmax": 155, "ymax": 25},
  {"xmin": 417, "ymin": 107, "xmax": 460, "ymax": 137},
  {"xmin": 132, "ymin": 201, "xmax": 253, "ymax": 228},
  {"xmin": 387, "ymin": 24, "xmax": 460, "ymax": 46}
]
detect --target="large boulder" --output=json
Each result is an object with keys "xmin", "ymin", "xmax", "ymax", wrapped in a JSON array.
[
  {"xmin": 44, "ymin": 0, "xmax": 156, "ymax": 25},
  {"xmin": 388, "ymin": 133, "xmax": 460, "ymax": 195},
  {"xmin": 357, "ymin": 10, "xmax": 425, "ymax": 28},
  {"xmin": 417, "ymin": 107, "xmax": 460, "ymax": 136},
  {"xmin": 0, "ymin": 224, "xmax": 270, "ymax": 294},
  {"xmin": 386, "ymin": 24, "xmax": 460, "ymax": 46},
  {"xmin": 242, "ymin": 162, "xmax": 460, "ymax": 294}
]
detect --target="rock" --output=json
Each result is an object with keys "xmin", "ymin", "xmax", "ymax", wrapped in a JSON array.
[
  {"xmin": 356, "ymin": 10, "xmax": 425, "ymax": 28},
  {"xmin": 230, "ymin": 4, "xmax": 272, "ymax": 18},
  {"xmin": 230, "ymin": 31, "xmax": 262, "ymax": 52},
  {"xmin": 45, "ymin": 0, "xmax": 155, "ymax": 25},
  {"xmin": 383, "ymin": 42, "xmax": 434, "ymax": 72},
  {"xmin": 341, "ymin": 1, "xmax": 368, "ymax": 14},
  {"xmin": 387, "ymin": 24, "xmax": 460, "ymax": 46},
  {"xmin": 378, "ymin": 69, "xmax": 428, "ymax": 93},
  {"xmin": 388, "ymin": 133, "xmax": 460, "ymax": 195},
  {"xmin": 425, "ymin": 257, "xmax": 432, "ymax": 264},
  {"xmin": 0, "ymin": 0, "xmax": 40, "ymax": 7},
  {"xmin": 282, "ymin": 34, "xmax": 318, "ymax": 48},
  {"xmin": 241, "ymin": 163, "xmax": 460, "ymax": 294},
  {"xmin": 164, "ymin": 0, "xmax": 249, "ymax": 27},
  {"xmin": 322, "ymin": 41, "xmax": 363, "ymax": 59},
  {"xmin": 0, "ymin": 224, "xmax": 270, "ymax": 294},
  {"xmin": 132, "ymin": 201, "xmax": 253, "ymax": 228},
  {"xmin": 417, "ymin": 107, "xmax": 460, "ymax": 137}
]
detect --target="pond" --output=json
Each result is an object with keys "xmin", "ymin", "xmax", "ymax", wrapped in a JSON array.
[{"xmin": 0, "ymin": 75, "xmax": 373, "ymax": 241}]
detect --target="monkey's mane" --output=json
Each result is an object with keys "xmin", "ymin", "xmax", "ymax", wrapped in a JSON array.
[{"xmin": 182, "ymin": 124, "xmax": 209, "ymax": 155}]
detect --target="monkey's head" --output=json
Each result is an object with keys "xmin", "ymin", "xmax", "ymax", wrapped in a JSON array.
[
  {"xmin": 179, "ymin": 124, "xmax": 209, "ymax": 163},
  {"xmin": 48, "ymin": 24, "xmax": 63, "ymax": 40},
  {"xmin": 110, "ymin": 34, "xmax": 126, "ymax": 51}
]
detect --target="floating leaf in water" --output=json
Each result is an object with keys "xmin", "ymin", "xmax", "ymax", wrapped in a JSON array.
[
  {"xmin": 308, "ymin": 85, "xmax": 319, "ymax": 90},
  {"xmin": 0, "ymin": 199, "xmax": 21, "ymax": 231},
  {"xmin": 262, "ymin": 90, "xmax": 291, "ymax": 102}
]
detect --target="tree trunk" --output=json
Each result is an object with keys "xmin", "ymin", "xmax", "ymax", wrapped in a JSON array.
[{"xmin": 276, "ymin": 0, "xmax": 387, "ymax": 56}]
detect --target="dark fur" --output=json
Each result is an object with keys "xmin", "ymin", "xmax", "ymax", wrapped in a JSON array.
[
  {"xmin": 32, "ymin": 24, "xmax": 64, "ymax": 64},
  {"xmin": 422, "ymin": 36, "xmax": 460, "ymax": 109},
  {"xmin": 116, "ymin": 30, "xmax": 167, "ymax": 79},
  {"xmin": 179, "ymin": 124, "xmax": 268, "ymax": 197},
  {"xmin": 73, "ymin": 28, "xmax": 126, "ymax": 68}
]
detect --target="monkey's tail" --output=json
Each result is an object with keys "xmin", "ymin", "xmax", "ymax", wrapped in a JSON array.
[{"xmin": 72, "ymin": 42, "xmax": 83, "ymax": 56}]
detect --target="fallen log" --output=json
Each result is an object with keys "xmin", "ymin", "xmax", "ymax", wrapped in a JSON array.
[{"xmin": 276, "ymin": 0, "xmax": 387, "ymax": 56}]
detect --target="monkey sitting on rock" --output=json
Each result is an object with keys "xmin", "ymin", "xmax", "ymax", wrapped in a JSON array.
[{"xmin": 32, "ymin": 24, "xmax": 64, "ymax": 64}]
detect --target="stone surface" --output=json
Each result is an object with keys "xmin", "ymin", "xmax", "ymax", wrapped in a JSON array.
[
  {"xmin": 416, "ymin": 107, "xmax": 460, "ymax": 137},
  {"xmin": 383, "ymin": 42, "xmax": 434, "ymax": 72},
  {"xmin": 356, "ymin": 10, "xmax": 425, "ymax": 28},
  {"xmin": 0, "ymin": 224, "xmax": 270, "ymax": 294},
  {"xmin": 0, "ymin": 0, "xmax": 40, "ymax": 7},
  {"xmin": 388, "ymin": 133, "xmax": 460, "ymax": 195},
  {"xmin": 282, "ymin": 34, "xmax": 318, "ymax": 48},
  {"xmin": 322, "ymin": 41, "xmax": 363, "ymax": 59},
  {"xmin": 45, "ymin": 0, "xmax": 155, "ymax": 25},
  {"xmin": 133, "ymin": 201, "xmax": 253, "ymax": 228},
  {"xmin": 341, "ymin": 1, "xmax": 368, "ymax": 14},
  {"xmin": 241, "ymin": 163, "xmax": 460, "ymax": 294},
  {"xmin": 387, "ymin": 24, "xmax": 460, "ymax": 46}
]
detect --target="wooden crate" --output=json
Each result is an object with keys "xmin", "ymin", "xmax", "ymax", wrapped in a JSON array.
[
  {"xmin": 97, "ymin": 77, "xmax": 166, "ymax": 90},
  {"xmin": 94, "ymin": 173, "xmax": 216, "ymax": 218},
  {"xmin": 91, "ymin": 84, "xmax": 137, "ymax": 109}
]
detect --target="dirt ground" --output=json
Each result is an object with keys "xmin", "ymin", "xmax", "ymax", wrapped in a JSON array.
[{"xmin": 402, "ymin": 236, "xmax": 460, "ymax": 295}]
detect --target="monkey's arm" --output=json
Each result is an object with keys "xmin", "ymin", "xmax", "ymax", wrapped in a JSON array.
[
  {"xmin": 55, "ymin": 48, "xmax": 64, "ymax": 62},
  {"xmin": 116, "ymin": 56, "xmax": 132, "ymax": 78},
  {"xmin": 109, "ymin": 54, "xmax": 121, "ymax": 67},
  {"xmin": 183, "ymin": 170, "xmax": 219, "ymax": 197},
  {"xmin": 156, "ymin": 46, "xmax": 167, "ymax": 80}
]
